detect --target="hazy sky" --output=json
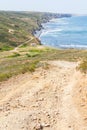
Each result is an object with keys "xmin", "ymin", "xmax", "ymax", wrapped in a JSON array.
[{"xmin": 0, "ymin": 0, "xmax": 87, "ymax": 14}]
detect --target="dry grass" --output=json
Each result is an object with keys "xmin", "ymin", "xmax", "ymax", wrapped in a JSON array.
[
  {"xmin": 0, "ymin": 45, "xmax": 87, "ymax": 82},
  {"xmin": 78, "ymin": 60, "xmax": 87, "ymax": 73}
]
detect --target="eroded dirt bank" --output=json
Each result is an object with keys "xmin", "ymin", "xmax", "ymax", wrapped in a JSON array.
[{"xmin": 0, "ymin": 61, "xmax": 87, "ymax": 130}]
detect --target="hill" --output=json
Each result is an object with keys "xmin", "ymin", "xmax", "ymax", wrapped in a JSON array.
[
  {"xmin": 0, "ymin": 11, "xmax": 71, "ymax": 51},
  {"xmin": 0, "ymin": 11, "xmax": 87, "ymax": 130}
]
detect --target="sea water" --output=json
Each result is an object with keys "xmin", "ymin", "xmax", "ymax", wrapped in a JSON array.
[{"xmin": 39, "ymin": 16, "xmax": 87, "ymax": 49}]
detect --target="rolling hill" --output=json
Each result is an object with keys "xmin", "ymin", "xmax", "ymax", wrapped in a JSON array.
[{"xmin": 0, "ymin": 11, "xmax": 68, "ymax": 51}]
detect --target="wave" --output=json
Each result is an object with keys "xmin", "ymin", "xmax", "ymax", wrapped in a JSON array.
[
  {"xmin": 59, "ymin": 44, "xmax": 87, "ymax": 49},
  {"xmin": 48, "ymin": 29, "xmax": 63, "ymax": 33},
  {"xmin": 40, "ymin": 28, "xmax": 63, "ymax": 37},
  {"xmin": 40, "ymin": 17, "xmax": 87, "ymax": 49}
]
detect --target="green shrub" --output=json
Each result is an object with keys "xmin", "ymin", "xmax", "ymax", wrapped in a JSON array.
[
  {"xmin": 26, "ymin": 53, "xmax": 32, "ymax": 57},
  {"xmin": 29, "ymin": 49, "xmax": 41, "ymax": 52},
  {"xmin": 0, "ymin": 73, "xmax": 12, "ymax": 82},
  {"xmin": 20, "ymin": 44, "xmax": 27, "ymax": 48},
  {"xmin": 22, "ymin": 60, "xmax": 39, "ymax": 73},
  {"xmin": 78, "ymin": 60, "xmax": 87, "ymax": 73},
  {"xmin": 8, "ymin": 52, "xmax": 21, "ymax": 58},
  {"xmin": 26, "ymin": 52, "xmax": 40, "ymax": 57},
  {"xmin": 0, "ymin": 45, "xmax": 13, "ymax": 51}
]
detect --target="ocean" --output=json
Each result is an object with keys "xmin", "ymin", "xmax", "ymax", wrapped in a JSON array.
[{"xmin": 39, "ymin": 16, "xmax": 87, "ymax": 49}]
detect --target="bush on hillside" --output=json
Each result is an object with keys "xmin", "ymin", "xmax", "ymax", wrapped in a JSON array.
[{"xmin": 78, "ymin": 60, "xmax": 87, "ymax": 73}]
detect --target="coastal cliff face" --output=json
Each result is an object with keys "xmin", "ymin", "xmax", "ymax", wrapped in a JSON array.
[{"xmin": 0, "ymin": 11, "xmax": 72, "ymax": 51}]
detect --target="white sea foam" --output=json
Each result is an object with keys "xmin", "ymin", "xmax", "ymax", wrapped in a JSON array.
[
  {"xmin": 59, "ymin": 44, "xmax": 87, "ymax": 49},
  {"xmin": 40, "ymin": 30, "xmax": 49, "ymax": 37},
  {"xmin": 40, "ymin": 28, "xmax": 62, "ymax": 37},
  {"xmin": 48, "ymin": 29, "xmax": 63, "ymax": 33},
  {"xmin": 50, "ymin": 18, "xmax": 58, "ymax": 22},
  {"xmin": 40, "ymin": 17, "xmax": 87, "ymax": 49}
]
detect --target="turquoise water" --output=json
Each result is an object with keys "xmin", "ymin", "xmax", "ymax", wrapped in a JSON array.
[{"xmin": 39, "ymin": 16, "xmax": 87, "ymax": 49}]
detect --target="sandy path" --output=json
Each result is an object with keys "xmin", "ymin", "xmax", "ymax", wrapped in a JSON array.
[
  {"xmin": 0, "ymin": 61, "xmax": 87, "ymax": 130},
  {"xmin": 11, "ymin": 37, "xmax": 34, "ymax": 52}
]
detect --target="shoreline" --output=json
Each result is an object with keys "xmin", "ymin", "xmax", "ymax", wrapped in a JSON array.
[
  {"xmin": 34, "ymin": 15, "xmax": 72, "ymax": 44},
  {"xmin": 34, "ymin": 16, "xmax": 87, "ymax": 50}
]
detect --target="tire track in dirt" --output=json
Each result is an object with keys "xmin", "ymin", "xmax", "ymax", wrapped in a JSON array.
[{"xmin": 0, "ymin": 61, "xmax": 87, "ymax": 130}]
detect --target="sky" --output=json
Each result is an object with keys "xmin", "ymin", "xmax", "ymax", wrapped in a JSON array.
[{"xmin": 0, "ymin": 0, "xmax": 87, "ymax": 14}]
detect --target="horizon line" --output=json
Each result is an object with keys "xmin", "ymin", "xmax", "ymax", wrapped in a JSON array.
[{"xmin": 0, "ymin": 10, "xmax": 87, "ymax": 15}]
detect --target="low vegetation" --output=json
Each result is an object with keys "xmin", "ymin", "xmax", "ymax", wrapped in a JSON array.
[
  {"xmin": 0, "ymin": 46, "xmax": 87, "ymax": 82},
  {"xmin": 8, "ymin": 52, "xmax": 21, "ymax": 58},
  {"xmin": 78, "ymin": 60, "xmax": 87, "ymax": 73}
]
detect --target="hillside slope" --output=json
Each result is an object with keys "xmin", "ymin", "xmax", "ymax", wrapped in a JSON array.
[
  {"xmin": 0, "ymin": 11, "xmax": 72, "ymax": 51},
  {"xmin": 0, "ymin": 12, "xmax": 56, "ymax": 50},
  {"xmin": 0, "ymin": 11, "xmax": 43, "ymax": 50}
]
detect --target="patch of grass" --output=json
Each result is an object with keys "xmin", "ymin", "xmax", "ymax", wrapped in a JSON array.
[
  {"xmin": 26, "ymin": 52, "xmax": 40, "ymax": 57},
  {"xmin": 39, "ymin": 48, "xmax": 87, "ymax": 62},
  {"xmin": 0, "ymin": 58, "xmax": 39, "ymax": 82},
  {"xmin": 20, "ymin": 43, "xmax": 28, "ymax": 48},
  {"xmin": 25, "ymin": 48, "xmax": 44, "ymax": 57},
  {"xmin": 0, "ymin": 45, "xmax": 13, "ymax": 51},
  {"xmin": 0, "ymin": 73, "xmax": 12, "ymax": 82},
  {"xmin": 21, "ymin": 60, "xmax": 39, "ymax": 73},
  {"xmin": 29, "ymin": 49, "xmax": 42, "ymax": 53},
  {"xmin": 78, "ymin": 60, "xmax": 87, "ymax": 73},
  {"xmin": 0, "ymin": 46, "xmax": 87, "ymax": 82},
  {"xmin": 39, "ymin": 62, "xmax": 50, "ymax": 70},
  {"xmin": 8, "ymin": 52, "xmax": 21, "ymax": 58}
]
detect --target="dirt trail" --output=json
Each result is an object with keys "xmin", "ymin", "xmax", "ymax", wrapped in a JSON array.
[
  {"xmin": 0, "ymin": 61, "xmax": 87, "ymax": 130},
  {"xmin": 11, "ymin": 37, "xmax": 34, "ymax": 52}
]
